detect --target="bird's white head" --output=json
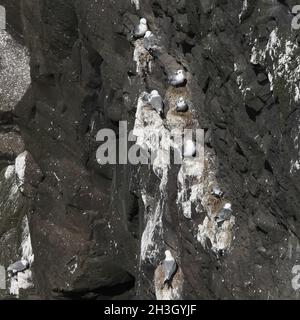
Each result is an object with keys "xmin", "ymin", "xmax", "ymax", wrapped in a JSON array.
[
  {"xmin": 165, "ymin": 250, "xmax": 174, "ymax": 260},
  {"xmin": 140, "ymin": 18, "xmax": 147, "ymax": 25},
  {"xmin": 21, "ymin": 259, "xmax": 28, "ymax": 266},
  {"xmin": 151, "ymin": 90, "xmax": 159, "ymax": 96},
  {"xmin": 178, "ymin": 97, "xmax": 185, "ymax": 103},
  {"xmin": 184, "ymin": 140, "xmax": 196, "ymax": 157},
  {"xmin": 185, "ymin": 139, "xmax": 195, "ymax": 149},
  {"xmin": 213, "ymin": 186, "xmax": 222, "ymax": 194},
  {"xmin": 145, "ymin": 31, "xmax": 152, "ymax": 38},
  {"xmin": 224, "ymin": 203, "xmax": 232, "ymax": 210},
  {"xmin": 177, "ymin": 69, "xmax": 184, "ymax": 76}
]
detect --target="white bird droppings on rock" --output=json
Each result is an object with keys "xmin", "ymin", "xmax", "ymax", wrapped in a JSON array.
[
  {"xmin": 251, "ymin": 28, "xmax": 300, "ymax": 103},
  {"xmin": 177, "ymin": 158, "xmax": 204, "ymax": 219},
  {"xmin": 4, "ymin": 165, "xmax": 15, "ymax": 180},
  {"xmin": 140, "ymin": 192, "xmax": 163, "ymax": 262},
  {"xmin": 131, "ymin": 0, "xmax": 140, "ymax": 11},
  {"xmin": 193, "ymin": 150, "xmax": 236, "ymax": 253},
  {"xmin": 21, "ymin": 215, "xmax": 34, "ymax": 265},
  {"xmin": 177, "ymin": 132, "xmax": 205, "ymax": 219},
  {"xmin": 15, "ymin": 151, "xmax": 28, "ymax": 191},
  {"xmin": 133, "ymin": 95, "xmax": 171, "ymax": 192},
  {"xmin": 239, "ymin": 0, "xmax": 248, "ymax": 22},
  {"xmin": 133, "ymin": 39, "xmax": 152, "ymax": 75},
  {"xmin": 9, "ymin": 215, "xmax": 34, "ymax": 297},
  {"xmin": 134, "ymin": 95, "xmax": 174, "ymax": 262},
  {"xmin": 9, "ymin": 269, "xmax": 33, "ymax": 297},
  {"xmin": 290, "ymin": 114, "xmax": 300, "ymax": 174}
]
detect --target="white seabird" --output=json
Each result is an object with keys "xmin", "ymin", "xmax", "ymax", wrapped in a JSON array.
[
  {"xmin": 149, "ymin": 90, "xmax": 164, "ymax": 115},
  {"xmin": 141, "ymin": 91, "xmax": 151, "ymax": 103},
  {"xmin": 133, "ymin": 18, "xmax": 148, "ymax": 38},
  {"xmin": 162, "ymin": 250, "xmax": 177, "ymax": 286},
  {"xmin": 168, "ymin": 69, "xmax": 186, "ymax": 86},
  {"xmin": 7, "ymin": 259, "xmax": 29, "ymax": 276},
  {"xmin": 144, "ymin": 31, "xmax": 157, "ymax": 51},
  {"xmin": 183, "ymin": 139, "xmax": 196, "ymax": 158},
  {"xmin": 176, "ymin": 97, "xmax": 189, "ymax": 112},
  {"xmin": 211, "ymin": 186, "xmax": 223, "ymax": 198},
  {"xmin": 215, "ymin": 203, "xmax": 232, "ymax": 223}
]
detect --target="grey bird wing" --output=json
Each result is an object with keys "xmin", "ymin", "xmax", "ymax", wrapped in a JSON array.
[
  {"xmin": 169, "ymin": 74, "xmax": 181, "ymax": 86},
  {"xmin": 142, "ymin": 92, "xmax": 151, "ymax": 103},
  {"xmin": 216, "ymin": 208, "xmax": 232, "ymax": 222},
  {"xmin": 144, "ymin": 35, "xmax": 157, "ymax": 50},
  {"xmin": 168, "ymin": 74, "xmax": 176, "ymax": 83},
  {"xmin": 144, "ymin": 37, "xmax": 152, "ymax": 50},
  {"xmin": 150, "ymin": 96, "xmax": 163, "ymax": 113},
  {"xmin": 163, "ymin": 260, "xmax": 177, "ymax": 282},
  {"xmin": 8, "ymin": 261, "xmax": 28, "ymax": 272},
  {"xmin": 133, "ymin": 25, "xmax": 141, "ymax": 36}
]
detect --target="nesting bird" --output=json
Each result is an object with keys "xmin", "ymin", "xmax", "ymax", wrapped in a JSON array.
[
  {"xmin": 183, "ymin": 139, "xmax": 196, "ymax": 158},
  {"xmin": 176, "ymin": 97, "xmax": 189, "ymax": 112},
  {"xmin": 143, "ymin": 31, "xmax": 158, "ymax": 52},
  {"xmin": 162, "ymin": 250, "xmax": 177, "ymax": 287},
  {"xmin": 141, "ymin": 91, "xmax": 151, "ymax": 103},
  {"xmin": 147, "ymin": 90, "xmax": 164, "ymax": 115},
  {"xmin": 133, "ymin": 18, "xmax": 148, "ymax": 38},
  {"xmin": 211, "ymin": 186, "xmax": 224, "ymax": 198},
  {"xmin": 7, "ymin": 259, "xmax": 29, "ymax": 276},
  {"xmin": 168, "ymin": 69, "xmax": 187, "ymax": 86},
  {"xmin": 215, "ymin": 203, "xmax": 233, "ymax": 223}
]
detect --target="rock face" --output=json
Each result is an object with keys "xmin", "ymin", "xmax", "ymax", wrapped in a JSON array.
[{"xmin": 0, "ymin": 0, "xmax": 300, "ymax": 299}]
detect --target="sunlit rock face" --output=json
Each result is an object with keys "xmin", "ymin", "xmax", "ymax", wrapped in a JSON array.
[
  {"xmin": 0, "ymin": 2, "xmax": 35, "ymax": 299},
  {"xmin": 0, "ymin": 30, "xmax": 30, "ymax": 112},
  {"xmin": 0, "ymin": 0, "xmax": 300, "ymax": 300}
]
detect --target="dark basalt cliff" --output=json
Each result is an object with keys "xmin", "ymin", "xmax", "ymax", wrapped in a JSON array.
[{"xmin": 0, "ymin": 0, "xmax": 300, "ymax": 299}]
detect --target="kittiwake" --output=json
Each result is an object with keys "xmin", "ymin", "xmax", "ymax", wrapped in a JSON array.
[
  {"xmin": 211, "ymin": 186, "xmax": 223, "ymax": 198},
  {"xmin": 168, "ymin": 69, "xmax": 186, "ymax": 86},
  {"xmin": 7, "ymin": 259, "xmax": 29, "ymax": 276},
  {"xmin": 162, "ymin": 250, "xmax": 177, "ymax": 286},
  {"xmin": 149, "ymin": 90, "xmax": 164, "ymax": 115},
  {"xmin": 141, "ymin": 91, "xmax": 151, "ymax": 103},
  {"xmin": 144, "ymin": 31, "xmax": 158, "ymax": 51},
  {"xmin": 183, "ymin": 139, "xmax": 196, "ymax": 158},
  {"xmin": 176, "ymin": 97, "xmax": 189, "ymax": 112},
  {"xmin": 215, "ymin": 203, "xmax": 232, "ymax": 223},
  {"xmin": 133, "ymin": 18, "xmax": 148, "ymax": 38}
]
